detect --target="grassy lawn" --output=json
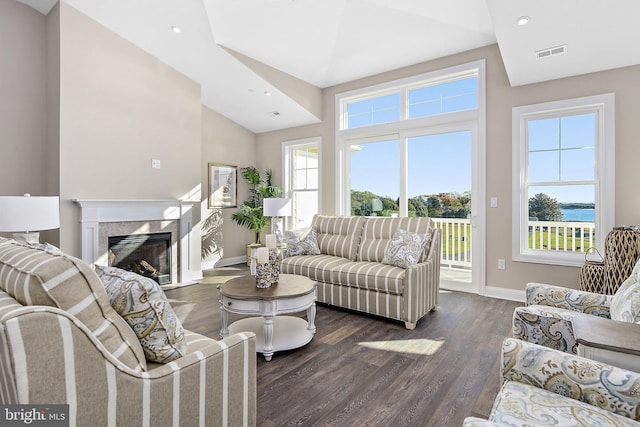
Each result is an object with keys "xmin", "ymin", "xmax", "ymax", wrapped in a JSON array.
[{"xmin": 528, "ymin": 228, "xmax": 593, "ymax": 252}]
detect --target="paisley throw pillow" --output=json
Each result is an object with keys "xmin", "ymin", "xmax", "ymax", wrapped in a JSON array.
[
  {"xmin": 95, "ymin": 265, "xmax": 186, "ymax": 363},
  {"xmin": 382, "ymin": 228, "xmax": 431, "ymax": 268},
  {"xmin": 285, "ymin": 226, "xmax": 321, "ymax": 257}
]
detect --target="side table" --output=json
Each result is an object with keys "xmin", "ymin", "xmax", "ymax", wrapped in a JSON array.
[
  {"xmin": 573, "ymin": 315, "xmax": 640, "ymax": 372},
  {"xmin": 219, "ymin": 274, "xmax": 316, "ymax": 361}
]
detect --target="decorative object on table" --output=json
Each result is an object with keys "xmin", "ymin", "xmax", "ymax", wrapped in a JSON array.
[
  {"xmin": 579, "ymin": 247, "xmax": 605, "ymax": 293},
  {"xmin": 263, "ymin": 197, "xmax": 292, "ymax": 247},
  {"xmin": 255, "ymin": 246, "xmax": 278, "ymax": 288},
  {"xmin": 0, "ymin": 194, "xmax": 60, "ymax": 244},
  {"xmin": 265, "ymin": 233, "xmax": 282, "ymax": 274},
  {"xmin": 208, "ymin": 163, "xmax": 237, "ymax": 208},
  {"xmin": 604, "ymin": 226, "xmax": 640, "ymax": 295},
  {"xmin": 231, "ymin": 167, "xmax": 282, "ymax": 244}
]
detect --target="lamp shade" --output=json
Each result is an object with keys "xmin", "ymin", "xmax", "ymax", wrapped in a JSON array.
[
  {"xmin": 262, "ymin": 197, "xmax": 292, "ymax": 217},
  {"xmin": 0, "ymin": 195, "xmax": 60, "ymax": 232}
]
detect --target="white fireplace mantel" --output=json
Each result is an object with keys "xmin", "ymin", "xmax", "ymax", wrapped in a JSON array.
[{"xmin": 73, "ymin": 199, "xmax": 202, "ymax": 284}]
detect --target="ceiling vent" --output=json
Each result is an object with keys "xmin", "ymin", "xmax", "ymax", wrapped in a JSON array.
[{"xmin": 536, "ymin": 45, "xmax": 567, "ymax": 59}]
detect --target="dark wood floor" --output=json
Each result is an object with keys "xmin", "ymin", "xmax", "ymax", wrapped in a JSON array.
[{"xmin": 164, "ymin": 265, "xmax": 520, "ymax": 427}]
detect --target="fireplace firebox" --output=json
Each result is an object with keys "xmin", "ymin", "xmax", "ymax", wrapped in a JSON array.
[{"xmin": 108, "ymin": 232, "xmax": 172, "ymax": 285}]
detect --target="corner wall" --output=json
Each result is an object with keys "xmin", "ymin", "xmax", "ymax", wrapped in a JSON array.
[
  {"xmin": 58, "ymin": 3, "xmax": 202, "ymax": 256},
  {"xmin": 201, "ymin": 106, "xmax": 257, "ymax": 268}
]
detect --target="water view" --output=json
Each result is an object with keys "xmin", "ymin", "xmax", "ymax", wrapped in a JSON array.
[{"xmin": 561, "ymin": 208, "xmax": 595, "ymax": 222}]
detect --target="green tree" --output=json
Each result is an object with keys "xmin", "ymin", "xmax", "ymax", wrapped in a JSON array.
[
  {"xmin": 529, "ymin": 193, "xmax": 562, "ymax": 221},
  {"xmin": 425, "ymin": 195, "xmax": 443, "ymax": 218}
]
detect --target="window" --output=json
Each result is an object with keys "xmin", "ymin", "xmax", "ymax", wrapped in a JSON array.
[
  {"xmin": 284, "ymin": 138, "xmax": 320, "ymax": 229},
  {"xmin": 337, "ymin": 61, "xmax": 484, "ymax": 217},
  {"xmin": 512, "ymin": 94, "xmax": 615, "ymax": 266},
  {"xmin": 340, "ymin": 69, "xmax": 479, "ymax": 131}
]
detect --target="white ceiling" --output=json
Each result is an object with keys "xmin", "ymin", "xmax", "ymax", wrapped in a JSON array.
[{"xmin": 16, "ymin": 0, "xmax": 640, "ymax": 133}]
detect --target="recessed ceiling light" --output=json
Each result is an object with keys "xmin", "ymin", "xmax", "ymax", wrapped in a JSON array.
[
  {"xmin": 264, "ymin": 91, "xmax": 272, "ymax": 96},
  {"xmin": 516, "ymin": 16, "xmax": 530, "ymax": 26},
  {"xmin": 171, "ymin": 26, "xmax": 181, "ymax": 34}
]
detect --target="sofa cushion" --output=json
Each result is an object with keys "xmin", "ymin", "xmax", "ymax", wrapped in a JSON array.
[
  {"xmin": 357, "ymin": 217, "xmax": 431, "ymax": 263},
  {"xmin": 284, "ymin": 226, "xmax": 321, "ymax": 257},
  {"xmin": 382, "ymin": 228, "xmax": 431, "ymax": 268},
  {"xmin": 95, "ymin": 265, "xmax": 187, "ymax": 363},
  {"xmin": 281, "ymin": 254, "xmax": 406, "ymax": 295},
  {"xmin": 489, "ymin": 381, "xmax": 640, "ymax": 426},
  {"xmin": 0, "ymin": 238, "xmax": 147, "ymax": 371},
  {"xmin": 312, "ymin": 215, "xmax": 365, "ymax": 261}
]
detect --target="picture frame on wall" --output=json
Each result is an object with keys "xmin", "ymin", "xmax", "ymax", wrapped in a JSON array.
[{"xmin": 208, "ymin": 163, "xmax": 237, "ymax": 208}]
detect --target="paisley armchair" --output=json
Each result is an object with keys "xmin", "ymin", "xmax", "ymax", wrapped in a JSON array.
[
  {"xmin": 512, "ymin": 258, "xmax": 640, "ymax": 354},
  {"xmin": 463, "ymin": 338, "xmax": 640, "ymax": 426}
]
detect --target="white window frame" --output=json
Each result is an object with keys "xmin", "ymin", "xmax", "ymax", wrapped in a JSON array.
[
  {"xmin": 511, "ymin": 93, "xmax": 615, "ymax": 267},
  {"xmin": 282, "ymin": 137, "xmax": 321, "ymax": 230},
  {"xmin": 335, "ymin": 60, "xmax": 485, "ymax": 215}
]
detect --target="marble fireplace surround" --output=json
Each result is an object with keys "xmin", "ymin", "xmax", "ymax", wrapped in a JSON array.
[{"xmin": 73, "ymin": 199, "xmax": 201, "ymax": 284}]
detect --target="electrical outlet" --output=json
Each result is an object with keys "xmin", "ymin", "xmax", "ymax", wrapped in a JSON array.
[
  {"xmin": 151, "ymin": 159, "xmax": 161, "ymax": 169},
  {"xmin": 498, "ymin": 259, "xmax": 506, "ymax": 270}
]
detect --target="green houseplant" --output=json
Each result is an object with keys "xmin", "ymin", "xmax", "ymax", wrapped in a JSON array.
[{"xmin": 231, "ymin": 167, "xmax": 282, "ymax": 244}]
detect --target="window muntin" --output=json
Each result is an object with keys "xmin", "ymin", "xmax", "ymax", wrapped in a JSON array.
[
  {"xmin": 527, "ymin": 113, "xmax": 595, "ymax": 183},
  {"xmin": 512, "ymin": 94, "xmax": 614, "ymax": 266},
  {"xmin": 408, "ymin": 76, "xmax": 478, "ymax": 119},
  {"xmin": 345, "ymin": 93, "xmax": 400, "ymax": 129}
]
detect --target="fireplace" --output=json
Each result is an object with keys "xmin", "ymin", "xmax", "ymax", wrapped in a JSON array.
[
  {"xmin": 74, "ymin": 199, "xmax": 202, "ymax": 285},
  {"xmin": 108, "ymin": 232, "xmax": 172, "ymax": 285}
]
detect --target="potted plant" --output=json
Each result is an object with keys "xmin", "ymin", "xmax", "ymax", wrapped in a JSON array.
[{"xmin": 231, "ymin": 167, "xmax": 282, "ymax": 244}]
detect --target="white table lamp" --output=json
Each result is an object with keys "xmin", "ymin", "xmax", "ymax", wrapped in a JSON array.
[
  {"xmin": 263, "ymin": 197, "xmax": 292, "ymax": 246},
  {"xmin": 0, "ymin": 194, "xmax": 60, "ymax": 244}
]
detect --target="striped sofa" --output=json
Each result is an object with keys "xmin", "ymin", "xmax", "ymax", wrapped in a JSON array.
[
  {"xmin": 0, "ymin": 237, "xmax": 256, "ymax": 426},
  {"xmin": 280, "ymin": 215, "xmax": 441, "ymax": 329}
]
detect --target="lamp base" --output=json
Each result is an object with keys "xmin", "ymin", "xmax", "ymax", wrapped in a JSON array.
[
  {"xmin": 271, "ymin": 217, "xmax": 284, "ymax": 246},
  {"xmin": 12, "ymin": 232, "xmax": 40, "ymax": 244}
]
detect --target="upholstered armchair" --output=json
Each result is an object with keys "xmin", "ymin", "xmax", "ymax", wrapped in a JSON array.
[
  {"xmin": 463, "ymin": 338, "xmax": 640, "ymax": 426},
  {"xmin": 512, "ymin": 258, "xmax": 640, "ymax": 354}
]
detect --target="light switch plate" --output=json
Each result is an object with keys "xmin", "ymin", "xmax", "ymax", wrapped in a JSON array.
[{"xmin": 151, "ymin": 159, "xmax": 161, "ymax": 169}]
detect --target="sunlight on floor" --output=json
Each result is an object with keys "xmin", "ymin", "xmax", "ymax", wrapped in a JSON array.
[{"xmin": 357, "ymin": 338, "xmax": 444, "ymax": 356}]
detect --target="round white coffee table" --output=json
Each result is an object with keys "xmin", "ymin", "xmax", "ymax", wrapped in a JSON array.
[{"xmin": 219, "ymin": 274, "xmax": 316, "ymax": 361}]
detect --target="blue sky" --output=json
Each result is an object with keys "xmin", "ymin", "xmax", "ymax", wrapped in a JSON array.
[{"xmin": 350, "ymin": 131, "xmax": 472, "ymax": 199}]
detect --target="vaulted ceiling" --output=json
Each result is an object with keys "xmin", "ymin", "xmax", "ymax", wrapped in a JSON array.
[{"xmin": 17, "ymin": 0, "xmax": 640, "ymax": 133}]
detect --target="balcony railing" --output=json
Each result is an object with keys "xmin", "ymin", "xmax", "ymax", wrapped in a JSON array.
[{"xmin": 431, "ymin": 218, "xmax": 596, "ymax": 270}]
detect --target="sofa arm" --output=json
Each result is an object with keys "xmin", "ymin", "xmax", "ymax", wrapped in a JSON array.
[
  {"xmin": 501, "ymin": 338, "xmax": 640, "ymax": 421},
  {"xmin": 526, "ymin": 282, "xmax": 613, "ymax": 315},
  {"xmin": 402, "ymin": 228, "xmax": 441, "ymax": 329},
  {"xmin": 0, "ymin": 306, "xmax": 256, "ymax": 426}
]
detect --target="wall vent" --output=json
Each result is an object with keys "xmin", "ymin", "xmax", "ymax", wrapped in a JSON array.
[{"xmin": 536, "ymin": 45, "xmax": 567, "ymax": 59}]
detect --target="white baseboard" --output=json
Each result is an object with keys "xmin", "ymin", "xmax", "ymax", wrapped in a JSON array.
[
  {"xmin": 482, "ymin": 285, "xmax": 525, "ymax": 302},
  {"xmin": 214, "ymin": 256, "xmax": 246, "ymax": 268}
]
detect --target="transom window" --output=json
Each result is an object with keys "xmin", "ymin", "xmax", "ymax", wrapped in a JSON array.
[{"xmin": 341, "ymin": 72, "xmax": 479, "ymax": 130}]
